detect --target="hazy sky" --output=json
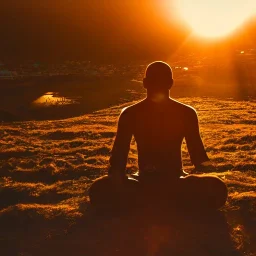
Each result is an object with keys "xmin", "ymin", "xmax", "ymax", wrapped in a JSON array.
[{"xmin": 0, "ymin": 1, "xmax": 255, "ymax": 61}]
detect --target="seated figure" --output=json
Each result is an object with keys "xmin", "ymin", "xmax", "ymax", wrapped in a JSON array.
[{"xmin": 89, "ymin": 61, "xmax": 228, "ymax": 212}]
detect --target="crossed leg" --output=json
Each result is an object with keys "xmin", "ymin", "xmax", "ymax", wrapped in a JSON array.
[
  {"xmin": 175, "ymin": 175, "xmax": 228, "ymax": 210},
  {"xmin": 89, "ymin": 174, "xmax": 228, "ymax": 212}
]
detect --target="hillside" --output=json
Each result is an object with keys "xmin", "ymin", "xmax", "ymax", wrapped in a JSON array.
[{"xmin": 0, "ymin": 95, "xmax": 256, "ymax": 255}]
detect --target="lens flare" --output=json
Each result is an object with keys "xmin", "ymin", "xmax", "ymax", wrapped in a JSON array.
[{"xmin": 176, "ymin": 0, "xmax": 256, "ymax": 38}]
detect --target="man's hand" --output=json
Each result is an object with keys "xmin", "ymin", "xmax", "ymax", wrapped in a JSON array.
[
  {"xmin": 108, "ymin": 172, "xmax": 127, "ymax": 189},
  {"xmin": 193, "ymin": 161, "xmax": 217, "ymax": 174}
]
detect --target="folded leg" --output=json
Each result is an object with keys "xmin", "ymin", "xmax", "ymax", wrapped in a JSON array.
[
  {"xmin": 177, "ymin": 175, "xmax": 228, "ymax": 211},
  {"xmin": 89, "ymin": 175, "xmax": 140, "ymax": 212}
]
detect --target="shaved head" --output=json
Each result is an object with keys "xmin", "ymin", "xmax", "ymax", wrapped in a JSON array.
[
  {"xmin": 145, "ymin": 61, "xmax": 173, "ymax": 80},
  {"xmin": 144, "ymin": 61, "xmax": 173, "ymax": 90}
]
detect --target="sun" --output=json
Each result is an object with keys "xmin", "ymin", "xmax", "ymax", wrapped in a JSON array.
[{"xmin": 176, "ymin": 0, "xmax": 256, "ymax": 38}]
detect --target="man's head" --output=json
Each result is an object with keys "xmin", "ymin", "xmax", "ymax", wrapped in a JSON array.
[{"xmin": 143, "ymin": 61, "xmax": 173, "ymax": 91}]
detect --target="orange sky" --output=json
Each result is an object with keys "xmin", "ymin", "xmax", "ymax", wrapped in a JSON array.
[{"xmin": 0, "ymin": 1, "xmax": 255, "ymax": 61}]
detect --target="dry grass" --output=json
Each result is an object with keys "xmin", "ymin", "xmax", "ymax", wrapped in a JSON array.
[{"xmin": 0, "ymin": 92, "xmax": 256, "ymax": 255}]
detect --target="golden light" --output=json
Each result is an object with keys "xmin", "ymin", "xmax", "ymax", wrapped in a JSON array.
[{"xmin": 176, "ymin": 0, "xmax": 256, "ymax": 38}]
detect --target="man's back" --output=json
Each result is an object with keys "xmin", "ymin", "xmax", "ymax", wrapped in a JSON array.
[
  {"xmin": 109, "ymin": 98, "xmax": 209, "ymax": 179},
  {"xmin": 89, "ymin": 61, "xmax": 227, "ymax": 212}
]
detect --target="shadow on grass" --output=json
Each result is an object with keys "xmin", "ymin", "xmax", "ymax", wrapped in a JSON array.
[
  {"xmin": 0, "ymin": 187, "xmax": 70, "ymax": 208},
  {"xmin": 26, "ymin": 208, "xmax": 241, "ymax": 256},
  {"xmin": 0, "ymin": 151, "xmax": 36, "ymax": 160},
  {"xmin": 230, "ymin": 196, "xmax": 256, "ymax": 254}
]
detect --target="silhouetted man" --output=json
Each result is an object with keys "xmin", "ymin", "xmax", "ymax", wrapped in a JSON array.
[{"xmin": 89, "ymin": 61, "xmax": 227, "ymax": 212}]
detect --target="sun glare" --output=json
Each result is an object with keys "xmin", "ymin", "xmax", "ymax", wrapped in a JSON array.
[{"xmin": 176, "ymin": 0, "xmax": 256, "ymax": 38}]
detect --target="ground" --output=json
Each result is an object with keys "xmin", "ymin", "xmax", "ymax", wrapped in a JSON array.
[{"xmin": 0, "ymin": 82, "xmax": 256, "ymax": 255}]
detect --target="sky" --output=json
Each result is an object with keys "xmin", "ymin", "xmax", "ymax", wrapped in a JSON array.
[{"xmin": 0, "ymin": 0, "xmax": 255, "ymax": 61}]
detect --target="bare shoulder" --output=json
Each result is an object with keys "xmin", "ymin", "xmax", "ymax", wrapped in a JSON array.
[
  {"xmin": 170, "ymin": 98, "xmax": 197, "ymax": 116},
  {"xmin": 120, "ymin": 99, "xmax": 147, "ymax": 115}
]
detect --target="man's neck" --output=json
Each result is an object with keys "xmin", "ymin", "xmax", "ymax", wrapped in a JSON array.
[{"xmin": 146, "ymin": 91, "xmax": 170, "ymax": 103}]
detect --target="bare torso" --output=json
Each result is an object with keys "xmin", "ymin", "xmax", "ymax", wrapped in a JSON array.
[{"xmin": 109, "ymin": 98, "xmax": 209, "ymax": 179}]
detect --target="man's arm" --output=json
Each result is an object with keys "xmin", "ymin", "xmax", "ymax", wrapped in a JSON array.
[
  {"xmin": 108, "ymin": 109, "xmax": 133, "ymax": 180},
  {"xmin": 184, "ymin": 109, "xmax": 215, "ymax": 172}
]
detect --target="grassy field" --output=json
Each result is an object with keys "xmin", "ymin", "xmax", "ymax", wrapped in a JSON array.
[{"xmin": 0, "ymin": 82, "xmax": 256, "ymax": 255}]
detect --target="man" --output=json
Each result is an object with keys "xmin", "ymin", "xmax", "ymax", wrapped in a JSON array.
[{"xmin": 89, "ymin": 61, "xmax": 227, "ymax": 212}]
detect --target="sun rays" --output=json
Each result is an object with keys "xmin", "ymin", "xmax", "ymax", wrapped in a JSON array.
[{"xmin": 176, "ymin": 0, "xmax": 256, "ymax": 38}]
